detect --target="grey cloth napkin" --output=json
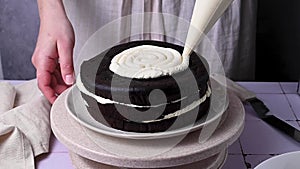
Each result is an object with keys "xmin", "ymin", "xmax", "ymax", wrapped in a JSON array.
[{"xmin": 0, "ymin": 79, "xmax": 51, "ymax": 169}]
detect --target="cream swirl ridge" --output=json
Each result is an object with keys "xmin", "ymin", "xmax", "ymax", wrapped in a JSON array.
[{"xmin": 109, "ymin": 45, "xmax": 190, "ymax": 79}]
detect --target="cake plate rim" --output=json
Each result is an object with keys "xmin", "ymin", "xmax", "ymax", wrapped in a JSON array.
[{"xmin": 65, "ymin": 79, "xmax": 229, "ymax": 140}]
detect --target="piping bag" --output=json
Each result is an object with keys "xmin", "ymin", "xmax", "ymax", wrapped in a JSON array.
[
  {"xmin": 182, "ymin": 0, "xmax": 234, "ymax": 57},
  {"xmin": 184, "ymin": 0, "xmax": 300, "ymax": 142}
]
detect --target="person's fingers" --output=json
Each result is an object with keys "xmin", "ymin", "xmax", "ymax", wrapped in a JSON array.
[
  {"xmin": 32, "ymin": 35, "xmax": 58, "ymax": 70},
  {"xmin": 37, "ymin": 70, "xmax": 57, "ymax": 104},
  {"xmin": 32, "ymin": 40, "xmax": 59, "ymax": 104},
  {"xmin": 53, "ymin": 69, "xmax": 68, "ymax": 94},
  {"xmin": 53, "ymin": 84, "xmax": 68, "ymax": 95},
  {"xmin": 32, "ymin": 50, "xmax": 57, "ymax": 73},
  {"xmin": 57, "ymin": 39, "xmax": 75, "ymax": 85},
  {"xmin": 36, "ymin": 62, "xmax": 67, "ymax": 103},
  {"xmin": 53, "ymin": 68, "xmax": 64, "ymax": 84}
]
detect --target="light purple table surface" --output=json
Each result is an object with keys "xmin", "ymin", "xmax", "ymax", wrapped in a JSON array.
[{"xmin": 6, "ymin": 81, "xmax": 300, "ymax": 169}]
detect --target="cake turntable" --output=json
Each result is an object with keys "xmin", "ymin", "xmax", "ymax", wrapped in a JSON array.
[{"xmin": 51, "ymin": 80, "xmax": 244, "ymax": 169}]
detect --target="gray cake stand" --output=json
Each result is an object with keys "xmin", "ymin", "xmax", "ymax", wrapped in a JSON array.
[{"xmin": 51, "ymin": 89, "xmax": 245, "ymax": 169}]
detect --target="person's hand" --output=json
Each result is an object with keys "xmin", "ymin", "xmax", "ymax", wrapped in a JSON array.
[{"xmin": 32, "ymin": 0, "xmax": 75, "ymax": 104}]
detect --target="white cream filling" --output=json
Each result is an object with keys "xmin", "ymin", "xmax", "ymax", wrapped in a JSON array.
[
  {"xmin": 109, "ymin": 45, "xmax": 190, "ymax": 79},
  {"xmin": 76, "ymin": 74, "xmax": 211, "ymax": 122},
  {"xmin": 142, "ymin": 86, "xmax": 211, "ymax": 123}
]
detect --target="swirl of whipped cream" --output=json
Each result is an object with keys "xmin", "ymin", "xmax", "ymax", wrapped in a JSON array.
[{"xmin": 109, "ymin": 45, "xmax": 190, "ymax": 79}]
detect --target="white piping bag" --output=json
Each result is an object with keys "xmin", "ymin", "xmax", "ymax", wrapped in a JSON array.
[{"xmin": 182, "ymin": 0, "xmax": 234, "ymax": 57}]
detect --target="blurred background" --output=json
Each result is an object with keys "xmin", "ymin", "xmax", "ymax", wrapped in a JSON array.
[
  {"xmin": 0, "ymin": 0, "xmax": 299, "ymax": 81},
  {"xmin": 0, "ymin": 0, "xmax": 39, "ymax": 80},
  {"xmin": 255, "ymin": 0, "xmax": 300, "ymax": 81}
]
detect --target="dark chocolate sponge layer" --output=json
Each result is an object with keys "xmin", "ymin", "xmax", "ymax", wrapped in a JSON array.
[
  {"xmin": 82, "ymin": 92, "xmax": 211, "ymax": 133},
  {"xmin": 79, "ymin": 40, "xmax": 211, "ymax": 132},
  {"xmin": 80, "ymin": 40, "xmax": 209, "ymax": 106}
]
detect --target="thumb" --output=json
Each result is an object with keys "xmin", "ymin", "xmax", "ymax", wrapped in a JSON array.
[{"xmin": 57, "ymin": 40, "xmax": 75, "ymax": 85}]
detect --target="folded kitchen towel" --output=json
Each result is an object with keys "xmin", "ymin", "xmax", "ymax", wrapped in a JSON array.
[
  {"xmin": 0, "ymin": 79, "xmax": 51, "ymax": 169},
  {"xmin": 0, "ymin": 82, "xmax": 16, "ymax": 114},
  {"xmin": 14, "ymin": 79, "xmax": 44, "ymax": 107}
]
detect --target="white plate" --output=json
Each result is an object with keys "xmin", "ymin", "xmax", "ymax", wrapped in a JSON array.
[
  {"xmin": 254, "ymin": 151, "xmax": 300, "ymax": 169},
  {"xmin": 65, "ymin": 79, "xmax": 229, "ymax": 139}
]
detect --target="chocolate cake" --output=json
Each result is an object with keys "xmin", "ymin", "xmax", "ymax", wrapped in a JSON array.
[{"xmin": 77, "ymin": 40, "xmax": 211, "ymax": 133}]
